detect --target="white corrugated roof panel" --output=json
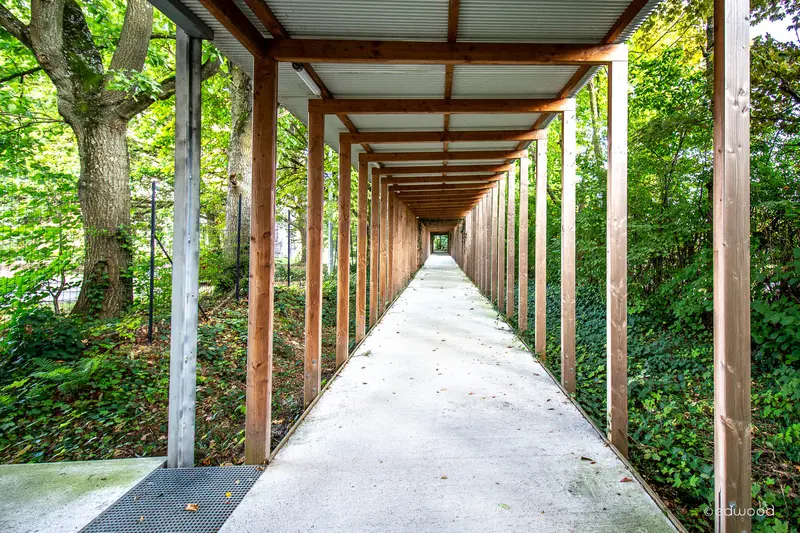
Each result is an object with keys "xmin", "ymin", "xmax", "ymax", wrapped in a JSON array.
[
  {"xmin": 311, "ymin": 64, "xmax": 445, "ymax": 98},
  {"xmin": 371, "ymin": 142, "xmax": 445, "ymax": 153},
  {"xmin": 448, "ymin": 141, "xmax": 520, "ymax": 151},
  {"xmin": 452, "ymin": 65, "xmax": 578, "ymax": 98},
  {"xmin": 350, "ymin": 115, "xmax": 445, "ymax": 131},
  {"xmin": 458, "ymin": 0, "xmax": 632, "ymax": 43},
  {"xmin": 449, "ymin": 114, "xmax": 542, "ymax": 130},
  {"xmin": 265, "ymin": 0, "xmax": 449, "ymax": 40}
]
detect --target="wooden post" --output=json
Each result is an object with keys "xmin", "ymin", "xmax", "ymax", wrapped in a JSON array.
[
  {"xmin": 506, "ymin": 161, "xmax": 516, "ymax": 317},
  {"xmin": 535, "ymin": 137, "xmax": 547, "ymax": 358},
  {"xmin": 168, "ymin": 28, "xmax": 202, "ymax": 468},
  {"xmin": 561, "ymin": 107, "xmax": 577, "ymax": 394},
  {"xmin": 607, "ymin": 56, "xmax": 628, "ymax": 457},
  {"xmin": 304, "ymin": 108, "xmax": 324, "ymax": 407},
  {"xmin": 518, "ymin": 156, "xmax": 530, "ymax": 331},
  {"xmin": 491, "ymin": 186, "xmax": 498, "ymax": 302},
  {"xmin": 713, "ymin": 0, "xmax": 751, "ymax": 529},
  {"xmin": 388, "ymin": 191, "xmax": 395, "ymax": 302},
  {"xmin": 244, "ymin": 56, "xmax": 278, "ymax": 464},
  {"xmin": 355, "ymin": 160, "xmax": 368, "ymax": 342},
  {"xmin": 335, "ymin": 143, "xmax": 351, "ymax": 369},
  {"xmin": 497, "ymin": 174, "xmax": 506, "ymax": 310},
  {"xmin": 380, "ymin": 179, "xmax": 389, "ymax": 312},
  {"xmin": 370, "ymin": 167, "xmax": 379, "ymax": 327}
]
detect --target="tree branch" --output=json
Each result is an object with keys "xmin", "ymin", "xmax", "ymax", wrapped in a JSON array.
[
  {"xmin": 110, "ymin": 0, "xmax": 153, "ymax": 72},
  {"xmin": 0, "ymin": 66, "xmax": 42, "ymax": 84},
  {"xmin": 0, "ymin": 3, "xmax": 31, "ymax": 49},
  {"xmin": 116, "ymin": 55, "xmax": 221, "ymax": 121}
]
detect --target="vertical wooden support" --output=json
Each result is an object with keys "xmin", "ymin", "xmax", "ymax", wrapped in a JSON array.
[
  {"xmin": 518, "ymin": 156, "xmax": 530, "ymax": 332},
  {"xmin": 506, "ymin": 162, "xmax": 516, "ymax": 317},
  {"xmin": 497, "ymin": 174, "xmax": 506, "ymax": 310},
  {"xmin": 490, "ymin": 186, "xmax": 498, "ymax": 302},
  {"xmin": 607, "ymin": 56, "xmax": 628, "ymax": 457},
  {"xmin": 369, "ymin": 168, "xmax": 379, "ymax": 327},
  {"xmin": 244, "ymin": 56, "xmax": 278, "ymax": 465},
  {"xmin": 535, "ymin": 137, "xmax": 547, "ymax": 358},
  {"xmin": 561, "ymin": 107, "xmax": 577, "ymax": 394},
  {"xmin": 713, "ymin": 0, "xmax": 751, "ymax": 529},
  {"xmin": 355, "ymin": 160, "xmax": 368, "ymax": 343},
  {"xmin": 388, "ymin": 191, "xmax": 395, "ymax": 302},
  {"xmin": 380, "ymin": 179, "xmax": 389, "ymax": 312},
  {"xmin": 168, "ymin": 28, "xmax": 202, "ymax": 468},
  {"xmin": 485, "ymin": 195, "xmax": 492, "ymax": 294},
  {"xmin": 304, "ymin": 108, "xmax": 324, "ymax": 407},
  {"xmin": 335, "ymin": 143, "xmax": 352, "ymax": 369}
]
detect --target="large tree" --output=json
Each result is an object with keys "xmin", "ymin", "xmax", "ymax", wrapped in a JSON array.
[
  {"xmin": 223, "ymin": 61, "xmax": 252, "ymax": 259},
  {"xmin": 0, "ymin": 0, "xmax": 218, "ymax": 317}
]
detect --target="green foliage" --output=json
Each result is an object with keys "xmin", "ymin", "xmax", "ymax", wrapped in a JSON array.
[{"xmin": 2, "ymin": 308, "xmax": 85, "ymax": 367}]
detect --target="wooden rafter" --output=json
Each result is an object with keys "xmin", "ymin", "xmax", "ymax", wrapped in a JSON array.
[
  {"xmin": 263, "ymin": 39, "xmax": 627, "ymax": 65},
  {"xmin": 375, "ymin": 164, "xmax": 510, "ymax": 176},
  {"xmin": 342, "ymin": 129, "xmax": 545, "ymax": 144},
  {"xmin": 310, "ymin": 98, "xmax": 574, "ymax": 115},
  {"xmin": 360, "ymin": 149, "xmax": 526, "ymax": 163}
]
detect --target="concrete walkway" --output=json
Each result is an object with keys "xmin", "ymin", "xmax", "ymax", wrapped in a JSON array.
[{"xmin": 222, "ymin": 254, "xmax": 677, "ymax": 533}]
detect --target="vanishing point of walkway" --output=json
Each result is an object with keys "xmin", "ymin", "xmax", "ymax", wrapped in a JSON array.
[{"xmin": 222, "ymin": 254, "xmax": 677, "ymax": 533}]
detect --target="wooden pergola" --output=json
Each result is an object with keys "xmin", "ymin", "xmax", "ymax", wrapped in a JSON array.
[{"xmin": 151, "ymin": 0, "xmax": 752, "ymax": 530}]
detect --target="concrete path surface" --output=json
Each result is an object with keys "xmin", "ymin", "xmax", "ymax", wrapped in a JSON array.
[
  {"xmin": 0, "ymin": 457, "xmax": 164, "ymax": 533},
  {"xmin": 222, "ymin": 254, "xmax": 677, "ymax": 533}
]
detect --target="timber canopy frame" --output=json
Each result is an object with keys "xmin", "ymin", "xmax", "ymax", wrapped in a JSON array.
[{"xmin": 154, "ymin": 0, "xmax": 753, "ymax": 531}]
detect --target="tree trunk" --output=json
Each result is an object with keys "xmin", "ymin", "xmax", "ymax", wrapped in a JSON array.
[
  {"xmin": 224, "ymin": 62, "xmax": 252, "ymax": 259},
  {"xmin": 71, "ymin": 119, "xmax": 134, "ymax": 318}
]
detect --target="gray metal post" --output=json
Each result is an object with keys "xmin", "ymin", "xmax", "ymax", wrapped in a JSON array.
[{"xmin": 167, "ymin": 27, "xmax": 202, "ymax": 469}]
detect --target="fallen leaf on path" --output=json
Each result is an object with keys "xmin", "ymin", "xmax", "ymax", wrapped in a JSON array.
[
  {"xmin": 185, "ymin": 503, "xmax": 199, "ymax": 512},
  {"xmin": 620, "ymin": 477, "xmax": 633, "ymax": 483},
  {"xmin": 498, "ymin": 503, "xmax": 511, "ymax": 510}
]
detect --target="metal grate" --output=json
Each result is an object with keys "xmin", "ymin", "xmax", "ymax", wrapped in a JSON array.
[{"xmin": 80, "ymin": 466, "xmax": 263, "ymax": 533}]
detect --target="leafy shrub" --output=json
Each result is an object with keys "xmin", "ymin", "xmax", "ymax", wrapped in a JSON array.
[{"xmin": 2, "ymin": 307, "xmax": 85, "ymax": 369}]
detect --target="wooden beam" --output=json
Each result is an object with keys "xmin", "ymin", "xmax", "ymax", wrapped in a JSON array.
[
  {"xmin": 244, "ymin": 56, "xmax": 278, "ymax": 465},
  {"xmin": 561, "ymin": 109, "xmax": 577, "ymax": 394},
  {"xmin": 396, "ymin": 191, "xmax": 488, "ymax": 199},
  {"xmin": 265, "ymin": 39, "xmax": 627, "ymax": 65},
  {"xmin": 370, "ymin": 168, "xmax": 380, "ymax": 327},
  {"xmin": 198, "ymin": 0, "xmax": 268, "ymax": 57},
  {"xmin": 518, "ymin": 155, "xmax": 529, "ymax": 332},
  {"xmin": 497, "ymin": 174, "xmax": 506, "ymax": 310},
  {"xmin": 380, "ymin": 179, "xmax": 389, "ymax": 313},
  {"xmin": 535, "ymin": 138, "xmax": 547, "ymax": 358},
  {"xmin": 309, "ymin": 98, "xmax": 575, "ymax": 115},
  {"xmin": 360, "ymin": 150, "xmax": 526, "ymax": 163},
  {"xmin": 304, "ymin": 109, "xmax": 324, "ymax": 407},
  {"xmin": 506, "ymin": 162, "xmax": 516, "ymax": 318},
  {"xmin": 375, "ymin": 164, "xmax": 510, "ymax": 176},
  {"xmin": 607, "ymin": 58, "xmax": 628, "ymax": 457},
  {"xmin": 383, "ymin": 175, "xmax": 501, "ymax": 185},
  {"xmin": 355, "ymin": 161, "xmax": 368, "ymax": 342},
  {"xmin": 393, "ymin": 183, "xmax": 495, "ymax": 191},
  {"xmin": 335, "ymin": 142, "xmax": 351, "ymax": 369},
  {"xmin": 713, "ymin": 0, "xmax": 751, "ymax": 529},
  {"xmin": 343, "ymin": 129, "xmax": 545, "ymax": 144},
  {"xmin": 168, "ymin": 30, "xmax": 202, "ymax": 469}
]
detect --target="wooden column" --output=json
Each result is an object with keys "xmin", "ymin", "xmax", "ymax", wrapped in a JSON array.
[
  {"xmin": 535, "ymin": 137, "xmax": 547, "ymax": 358},
  {"xmin": 607, "ymin": 56, "xmax": 628, "ymax": 457},
  {"xmin": 713, "ymin": 0, "xmax": 751, "ymax": 529},
  {"xmin": 304, "ymin": 108, "xmax": 324, "ymax": 407},
  {"xmin": 168, "ymin": 29, "xmax": 202, "ymax": 468},
  {"xmin": 491, "ymin": 186, "xmax": 498, "ymax": 302},
  {"xmin": 561, "ymin": 107, "xmax": 577, "ymax": 394},
  {"xmin": 497, "ymin": 174, "xmax": 506, "ymax": 310},
  {"xmin": 335, "ymin": 143, "xmax": 351, "ymax": 369},
  {"xmin": 369, "ymin": 168, "xmax": 379, "ymax": 327},
  {"xmin": 355, "ymin": 161, "xmax": 368, "ymax": 342},
  {"xmin": 518, "ymin": 156, "xmax": 530, "ymax": 331},
  {"xmin": 380, "ymin": 179, "xmax": 389, "ymax": 312},
  {"xmin": 506, "ymin": 162, "xmax": 516, "ymax": 317},
  {"xmin": 244, "ymin": 56, "xmax": 278, "ymax": 465},
  {"xmin": 388, "ymin": 191, "xmax": 395, "ymax": 302}
]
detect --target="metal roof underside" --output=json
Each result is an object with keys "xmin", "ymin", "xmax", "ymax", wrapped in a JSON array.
[{"xmin": 177, "ymin": 0, "xmax": 661, "ymax": 164}]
